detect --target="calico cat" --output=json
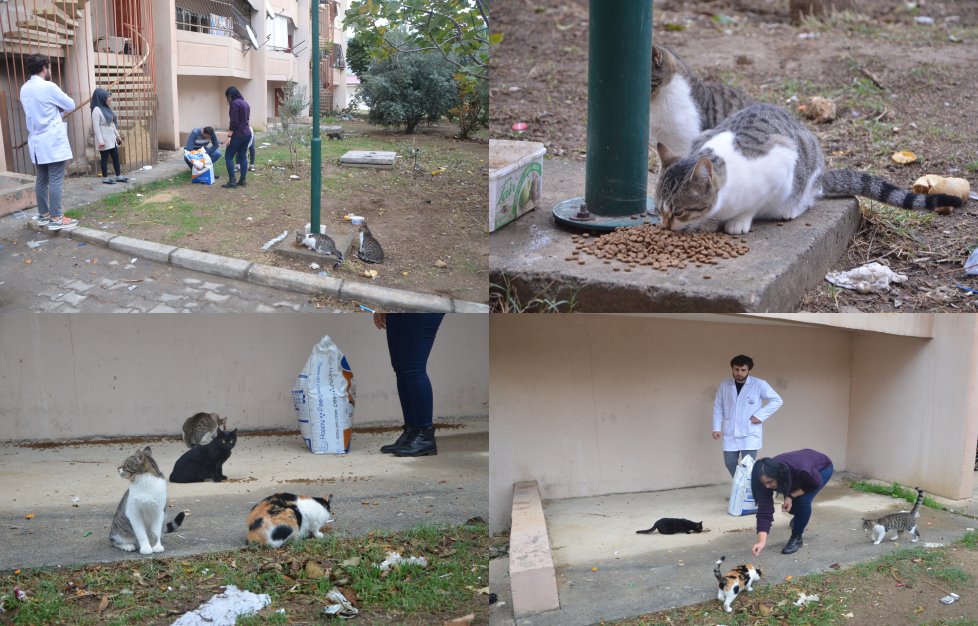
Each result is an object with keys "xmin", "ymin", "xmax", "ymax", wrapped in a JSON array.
[
  {"xmin": 714, "ymin": 556, "xmax": 762, "ymax": 613},
  {"xmin": 110, "ymin": 447, "xmax": 185, "ymax": 554},
  {"xmin": 247, "ymin": 492, "xmax": 334, "ymax": 547},
  {"xmin": 297, "ymin": 231, "xmax": 343, "ymax": 268},
  {"xmin": 635, "ymin": 517, "xmax": 703, "ymax": 534},
  {"xmin": 862, "ymin": 487, "xmax": 924, "ymax": 544},
  {"xmin": 357, "ymin": 223, "xmax": 384, "ymax": 264},
  {"xmin": 655, "ymin": 103, "xmax": 962, "ymax": 234},
  {"xmin": 650, "ymin": 44, "xmax": 755, "ymax": 160},
  {"xmin": 182, "ymin": 412, "xmax": 227, "ymax": 448},
  {"xmin": 169, "ymin": 428, "xmax": 237, "ymax": 483}
]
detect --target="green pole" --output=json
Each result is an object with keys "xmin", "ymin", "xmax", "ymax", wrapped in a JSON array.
[
  {"xmin": 310, "ymin": 0, "xmax": 322, "ymax": 234},
  {"xmin": 584, "ymin": 0, "xmax": 652, "ymax": 216}
]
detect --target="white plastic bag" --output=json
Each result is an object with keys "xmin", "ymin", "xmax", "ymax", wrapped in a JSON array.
[
  {"xmin": 964, "ymin": 247, "xmax": 978, "ymax": 275},
  {"xmin": 292, "ymin": 335, "xmax": 356, "ymax": 454},
  {"xmin": 728, "ymin": 454, "xmax": 758, "ymax": 516},
  {"xmin": 186, "ymin": 147, "xmax": 215, "ymax": 185}
]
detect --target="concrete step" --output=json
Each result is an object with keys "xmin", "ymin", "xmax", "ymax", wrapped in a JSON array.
[
  {"xmin": 0, "ymin": 40, "xmax": 64, "ymax": 57},
  {"xmin": 509, "ymin": 480, "xmax": 560, "ymax": 617},
  {"xmin": 16, "ymin": 17, "xmax": 75, "ymax": 38},
  {"xmin": 52, "ymin": 0, "xmax": 86, "ymax": 17},
  {"xmin": 4, "ymin": 30, "xmax": 72, "ymax": 47},
  {"xmin": 33, "ymin": 7, "xmax": 77, "ymax": 28}
]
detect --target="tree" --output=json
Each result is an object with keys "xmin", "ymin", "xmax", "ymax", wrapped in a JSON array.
[
  {"xmin": 344, "ymin": 0, "xmax": 492, "ymax": 82},
  {"xmin": 276, "ymin": 80, "xmax": 309, "ymax": 172},
  {"xmin": 346, "ymin": 32, "xmax": 372, "ymax": 81},
  {"xmin": 361, "ymin": 53, "xmax": 458, "ymax": 133},
  {"xmin": 449, "ymin": 72, "xmax": 488, "ymax": 139}
]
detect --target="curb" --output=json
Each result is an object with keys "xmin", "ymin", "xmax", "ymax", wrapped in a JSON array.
[{"xmin": 27, "ymin": 222, "xmax": 489, "ymax": 313}]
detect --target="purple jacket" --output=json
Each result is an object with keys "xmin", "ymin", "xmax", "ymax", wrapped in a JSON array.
[
  {"xmin": 752, "ymin": 449, "xmax": 833, "ymax": 534},
  {"xmin": 228, "ymin": 96, "xmax": 252, "ymax": 137}
]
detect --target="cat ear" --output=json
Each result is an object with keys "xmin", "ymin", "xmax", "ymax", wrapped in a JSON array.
[
  {"xmin": 652, "ymin": 45, "xmax": 662, "ymax": 67},
  {"xmin": 694, "ymin": 157, "xmax": 714, "ymax": 181},
  {"xmin": 656, "ymin": 143, "xmax": 680, "ymax": 169},
  {"xmin": 142, "ymin": 446, "xmax": 152, "ymax": 455}
]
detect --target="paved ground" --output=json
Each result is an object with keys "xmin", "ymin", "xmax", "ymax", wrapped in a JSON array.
[
  {"xmin": 0, "ymin": 417, "xmax": 488, "ymax": 571},
  {"xmin": 490, "ymin": 478, "xmax": 978, "ymax": 625}
]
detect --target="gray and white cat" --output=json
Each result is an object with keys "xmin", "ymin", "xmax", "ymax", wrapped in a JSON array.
[
  {"xmin": 655, "ymin": 103, "xmax": 963, "ymax": 234},
  {"xmin": 862, "ymin": 487, "xmax": 924, "ymax": 544},
  {"xmin": 182, "ymin": 412, "xmax": 227, "ymax": 448},
  {"xmin": 109, "ymin": 447, "xmax": 185, "ymax": 554},
  {"xmin": 650, "ymin": 44, "xmax": 755, "ymax": 160},
  {"xmin": 297, "ymin": 230, "xmax": 343, "ymax": 267},
  {"xmin": 357, "ymin": 223, "xmax": 384, "ymax": 264}
]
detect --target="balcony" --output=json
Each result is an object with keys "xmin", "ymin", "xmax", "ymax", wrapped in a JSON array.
[{"xmin": 175, "ymin": 28, "xmax": 250, "ymax": 78}]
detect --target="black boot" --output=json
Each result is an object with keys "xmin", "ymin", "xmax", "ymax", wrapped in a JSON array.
[
  {"xmin": 392, "ymin": 426, "xmax": 437, "ymax": 457},
  {"xmin": 380, "ymin": 426, "xmax": 418, "ymax": 454},
  {"xmin": 782, "ymin": 534, "xmax": 804, "ymax": 554}
]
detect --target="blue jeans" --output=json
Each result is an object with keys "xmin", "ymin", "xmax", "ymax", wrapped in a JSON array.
[
  {"xmin": 35, "ymin": 160, "xmax": 67, "ymax": 218},
  {"xmin": 225, "ymin": 134, "xmax": 250, "ymax": 183},
  {"xmin": 790, "ymin": 464, "xmax": 834, "ymax": 536},
  {"xmin": 386, "ymin": 314, "xmax": 445, "ymax": 429}
]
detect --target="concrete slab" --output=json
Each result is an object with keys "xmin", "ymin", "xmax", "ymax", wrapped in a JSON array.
[
  {"xmin": 340, "ymin": 150, "xmax": 398, "ymax": 168},
  {"xmin": 0, "ymin": 171, "xmax": 37, "ymax": 217},
  {"xmin": 490, "ymin": 481, "xmax": 978, "ymax": 626},
  {"xmin": 489, "ymin": 159, "xmax": 861, "ymax": 312},
  {"xmin": 0, "ymin": 418, "xmax": 487, "ymax": 571},
  {"xmin": 273, "ymin": 227, "xmax": 356, "ymax": 268},
  {"xmin": 510, "ymin": 481, "xmax": 559, "ymax": 617}
]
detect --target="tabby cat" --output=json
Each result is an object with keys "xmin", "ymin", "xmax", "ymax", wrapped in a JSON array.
[
  {"xmin": 182, "ymin": 412, "xmax": 227, "ymax": 448},
  {"xmin": 297, "ymin": 231, "xmax": 343, "ymax": 267},
  {"xmin": 247, "ymin": 492, "xmax": 334, "ymax": 547},
  {"xmin": 110, "ymin": 447, "xmax": 185, "ymax": 554},
  {"xmin": 635, "ymin": 517, "xmax": 703, "ymax": 535},
  {"xmin": 357, "ymin": 223, "xmax": 385, "ymax": 264},
  {"xmin": 650, "ymin": 44, "xmax": 755, "ymax": 160},
  {"xmin": 169, "ymin": 428, "xmax": 237, "ymax": 483},
  {"xmin": 862, "ymin": 487, "xmax": 924, "ymax": 544},
  {"xmin": 655, "ymin": 103, "xmax": 962, "ymax": 234},
  {"xmin": 714, "ymin": 556, "xmax": 762, "ymax": 613}
]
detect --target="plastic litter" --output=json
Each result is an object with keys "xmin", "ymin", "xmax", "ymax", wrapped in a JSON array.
[
  {"xmin": 170, "ymin": 585, "xmax": 271, "ymax": 626},
  {"xmin": 12, "ymin": 210, "xmax": 28, "ymax": 219},
  {"xmin": 794, "ymin": 592, "xmax": 820, "ymax": 606},
  {"xmin": 260, "ymin": 230, "xmax": 289, "ymax": 250},
  {"xmin": 13, "ymin": 587, "xmax": 27, "ymax": 601},
  {"xmin": 26, "ymin": 240, "xmax": 48, "ymax": 249},
  {"xmin": 323, "ymin": 588, "xmax": 359, "ymax": 619},
  {"xmin": 964, "ymin": 248, "xmax": 978, "ymax": 275},
  {"xmin": 378, "ymin": 551, "xmax": 428, "ymax": 572},
  {"xmin": 914, "ymin": 15, "xmax": 935, "ymax": 25},
  {"xmin": 825, "ymin": 262, "xmax": 907, "ymax": 293},
  {"xmin": 141, "ymin": 165, "xmax": 152, "ymax": 171},
  {"xmin": 310, "ymin": 263, "xmax": 321, "ymax": 270},
  {"xmin": 289, "ymin": 175, "xmax": 301, "ymax": 180},
  {"xmin": 940, "ymin": 593, "xmax": 960, "ymax": 605}
]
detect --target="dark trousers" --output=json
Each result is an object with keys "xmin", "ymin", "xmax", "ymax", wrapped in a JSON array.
[
  {"xmin": 790, "ymin": 464, "xmax": 834, "ymax": 536},
  {"xmin": 386, "ymin": 314, "xmax": 445, "ymax": 429},
  {"xmin": 225, "ymin": 133, "xmax": 250, "ymax": 183},
  {"xmin": 99, "ymin": 146, "xmax": 121, "ymax": 177}
]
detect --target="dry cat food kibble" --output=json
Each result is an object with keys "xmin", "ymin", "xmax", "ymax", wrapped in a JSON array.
[{"xmin": 573, "ymin": 225, "xmax": 750, "ymax": 270}]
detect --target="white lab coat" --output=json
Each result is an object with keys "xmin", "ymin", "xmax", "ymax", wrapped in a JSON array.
[
  {"xmin": 712, "ymin": 375, "xmax": 783, "ymax": 451},
  {"xmin": 20, "ymin": 75, "xmax": 75, "ymax": 164}
]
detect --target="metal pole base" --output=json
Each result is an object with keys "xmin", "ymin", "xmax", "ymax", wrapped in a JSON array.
[{"xmin": 552, "ymin": 196, "xmax": 658, "ymax": 232}]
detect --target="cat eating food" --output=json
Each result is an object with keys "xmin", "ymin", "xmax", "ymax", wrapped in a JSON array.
[
  {"xmin": 296, "ymin": 230, "xmax": 343, "ymax": 268},
  {"xmin": 714, "ymin": 555, "xmax": 762, "ymax": 613},
  {"xmin": 862, "ymin": 487, "xmax": 924, "ymax": 545},
  {"xmin": 110, "ymin": 447, "xmax": 185, "ymax": 554},
  {"xmin": 656, "ymin": 103, "xmax": 962, "ymax": 234},
  {"xmin": 247, "ymin": 492, "xmax": 334, "ymax": 548},
  {"xmin": 182, "ymin": 412, "xmax": 227, "ymax": 448},
  {"xmin": 635, "ymin": 517, "xmax": 703, "ymax": 535},
  {"xmin": 169, "ymin": 428, "xmax": 237, "ymax": 483}
]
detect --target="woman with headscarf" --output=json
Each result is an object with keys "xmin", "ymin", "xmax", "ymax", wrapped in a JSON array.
[
  {"xmin": 222, "ymin": 85, "xmax": 252, "ymax": 188},
  {"xmin": 90, "ymin": 87, "xmax": 127, "ymax": 185}
]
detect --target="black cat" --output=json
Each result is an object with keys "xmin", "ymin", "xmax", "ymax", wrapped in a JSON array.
[
  {"xmin": 636, "ymin": 517, "xmax": 704, "ymax": 535},
  {"xmin": 169, "ymin": 428, "xmax": 237, "ymax": 483}
]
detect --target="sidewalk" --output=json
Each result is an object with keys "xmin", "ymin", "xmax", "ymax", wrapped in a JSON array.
[
  {"xmin": 0, "ymin": 417, "xmax": 487, "ymax": 571},
  {"xmin": 490, "ymin": 480, "xmax": 978, "ymax": 625}
]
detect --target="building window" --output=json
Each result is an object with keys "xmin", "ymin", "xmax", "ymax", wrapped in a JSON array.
[
  {"xmin": 332, "ymin": 43, "xmax": 344, "ymax": 69},
  {"xmin": 176, "ymin": 0, "xmax": 253, "ymax": 41}
]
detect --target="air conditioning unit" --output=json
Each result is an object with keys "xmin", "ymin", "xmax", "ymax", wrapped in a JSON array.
[{"xmin": 95, "ymin": 36, "xmax": 133, "ymax": 54}]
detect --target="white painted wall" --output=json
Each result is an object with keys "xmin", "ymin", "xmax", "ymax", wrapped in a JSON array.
[
  {"xmin": 489, "ymin": 314, "xmax": 855, "ymax": 531},
  {"xmin": 177, "ymin": 75, "xmax": 226, "ymax": 133},
  {"xmin": 0, "ymin": 314, "xmax": 488, "ymax": 441}
]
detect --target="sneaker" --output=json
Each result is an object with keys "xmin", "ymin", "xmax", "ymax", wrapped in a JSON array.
[
  {"xmin": 48, "ymin": 216, "xmax": 78, "ymax": 231},
  {"xmin": 235, "ymin": 164, "xmax": 240, "ymax": 172},
  {"xmin": 103, "ymin": 178, "xmax": 116, "ymax": 184},
  {"xmin": 35, "ymin": 214, "xmax": 51, "ymax": 226},
  {"xmin": 221, "ymin": 181, "xmax": 237, "ymax": 189},
  {"xmin": 115, "ymin": 176, "xmax": 128, "ymax": 183},
  {"xmin": 237, "ymin": 179, "xmax": 247, "ymax": 188},
  {"xmin": 248, "ymin": 165, "xmax": 256, "ymax": 172}
]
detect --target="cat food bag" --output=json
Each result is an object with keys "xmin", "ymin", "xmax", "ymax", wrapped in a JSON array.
[
  {"xmin": 728, "ymin": 454, "xmax": 758, "ymax": 516},
  {"xmin": 292, "ymin": 335, "xmax": 356, "ymax": 454},
  {"xmin": 185, "ymin": 148, "xmax": 215, "ymax": 185}
]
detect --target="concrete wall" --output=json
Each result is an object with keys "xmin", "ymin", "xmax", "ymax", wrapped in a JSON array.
[
  {"xmin": 753, "ymin": 313, "xmax": 935, "ymax": 338},
  {"xmin": 0, "ymin": 314, "xmax": 488, "ymax": 441},
  {"xmin": 176, "ymin": 75, "xmax": 226, "ymax": 132},
  {"xmin": 847, "ymin": 314, "xmax": 978, "ymax": 498},
  {"xmin": 489, "ymin": 314, "xmax": 853, "ymax": 531},
  {"xmin": 153, "ymin": 0, "xmax": 180, "ymax": 149}
]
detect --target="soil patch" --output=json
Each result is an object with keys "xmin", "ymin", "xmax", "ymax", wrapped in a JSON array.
[{"xmin": 491, "ymin": 0, "xmax": 978, "ymax": 311}]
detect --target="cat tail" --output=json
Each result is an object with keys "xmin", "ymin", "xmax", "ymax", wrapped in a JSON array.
[
  {"xmin": 635, "ymin": 527, "xmax": 658, "ymax": 534},
  {"xmin": 910, "ymin": 488, "xmax": 924, "ymax": 518},
  {"xmin": 714, "ymin": 556, "xmax": 725, "ymax": 582},
  {"xmin": 822, "ymin": 169, "xmax": 962, "ymax": 211},
  {"xmin": 165, "ymin": 511, "xmax": 186, "ymax": 533}
]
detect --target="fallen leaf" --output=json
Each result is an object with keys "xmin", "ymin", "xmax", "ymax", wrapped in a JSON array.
[
  {"xmin": 914, "ymin": 605, "xmax": 926, "ymax": 614},
  {"xmin": 891, "ymin": 150, "xmax": 917, "ymax": 164},
  {"xmin": 24, "ymin": 259, "xmax": 32, "ymax": 265},
  {"xmin": 340, "ymin": 557, "xmax": 361, "ymax": 568},
  {"xmin": 434, "ymin": 259, "xmax": 448, "ymax": 268},
  {"xmin": 591, "ymin": 567, "xmax": 598, "ymax": 572},
  {"xmin": 830, "ymin": 563, "xmax": 841, "ymax": 569},
  {"xmin": 305, "ymin": 560, "xmax": 326, "ymax": 579},
  {"xmin": 785, "ymin": 575, "xmax": 793, "ymax": 581},
  {"xmin": 98, "ymin": 595, "xmax": 110, "ymax": 613},
  {"xmin": 759, "ymin": 603, "xmax": 773, "ymax": 616},
  {"xmin": 25, "ymin": 513, "xmax": 35, "ymax": 519},
  {"xmin": 443, "ymin": 613, "xmax": 475, "ymax": 625}
]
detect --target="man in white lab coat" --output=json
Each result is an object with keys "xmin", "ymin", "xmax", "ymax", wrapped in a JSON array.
[
  {"xmin": 20, "ymin": 54, "xmax": 78, "ymax": 231},
  {"xmin": 712, "ymin": 354, "xmax": 783, "ymax": 477}
]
